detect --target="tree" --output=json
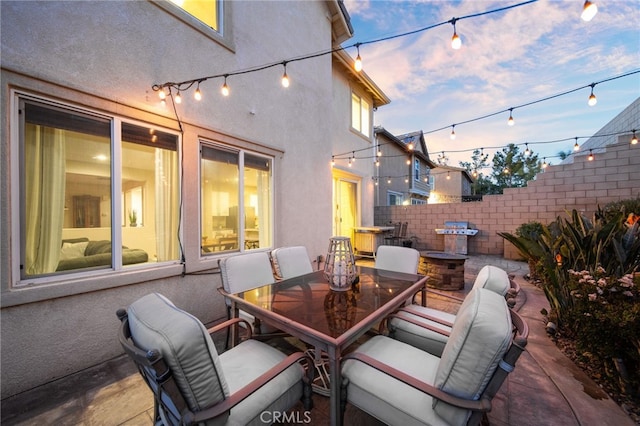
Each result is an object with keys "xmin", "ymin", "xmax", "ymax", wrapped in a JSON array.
[
  {"xmin": 491, "ymin": 143, "xmax": 541, "ymax": 193},
  {"xmin": 460, "ymin": 149, "xmax": 494, "ymax": 195}
]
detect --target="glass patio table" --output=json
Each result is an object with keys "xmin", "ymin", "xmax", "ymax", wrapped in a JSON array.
[{"xmin": 219, "ymin": 266, "xmax": 428, "ymax": 426}]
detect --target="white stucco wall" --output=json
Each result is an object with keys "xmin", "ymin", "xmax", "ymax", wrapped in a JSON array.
[{"xmin": 0, "ymin": 0, "xmax": 354, "ymax": 397}]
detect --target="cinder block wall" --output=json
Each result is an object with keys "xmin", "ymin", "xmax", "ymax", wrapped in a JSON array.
[{"xmin": 375, "ymin": 141, "xmax": 640, "ymax": 259}]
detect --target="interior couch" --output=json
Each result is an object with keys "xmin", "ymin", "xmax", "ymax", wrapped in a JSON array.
[{"xmin": 56, "ymin": 238, "xmax": 148, "ymax": 271}]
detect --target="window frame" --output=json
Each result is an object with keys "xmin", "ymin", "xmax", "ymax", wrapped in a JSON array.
[
  {"xmin": 414, "ymin": 158, "xmax": 420, "ymax": 181},
  {"xmin": 151, "ymin": 0, "xmax": 234, "ymax": 52},
  {"xmin": 350, "ymin": 90, "xmax": 371, "ymax": 139},
  {"xmin": 11, "ymin": 92, "xmax": 183, "ymax": 289},
  {"xmin": 199, "ymin": 140, "xmax": 274, "ymax": 257},
  {"xmin": 387, "ymin": 190, "xmax": 403, "ymax": 206}
]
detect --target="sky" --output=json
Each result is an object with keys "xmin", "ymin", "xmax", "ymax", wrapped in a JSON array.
[{"xmin": 341, "ymin": 0, "xmax": 640, "ymax": 168}]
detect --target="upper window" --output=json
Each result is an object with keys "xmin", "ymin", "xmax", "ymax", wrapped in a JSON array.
[
  {"xmin": 351, "ymin": 92, "xmax": 370, "ymax": 138},
  {"xmin": 200, "ymin": 144, "xmax": 273, "ymax": 255},
  {"xmin": 168, "ymin": 0, "xmax": 219, "ymax": 31},
  {"xmin": 429, "ymin": 175, "xmax": 436, "ymax": 191},
  {"xmin": 18, "ymin": 98, "xmax": 180, "ymax": 283},
  {"xmin": 414, "ymin": 158, "xmax": 420, "ymax": 181}
]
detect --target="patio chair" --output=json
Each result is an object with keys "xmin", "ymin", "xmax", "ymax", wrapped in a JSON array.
[
  {"xmin": 219, "ymin": 252, "xmax": 281, "ymax": 344},
  {"xmin": 116, "ymin": 293, "xmax": 313, "ymax": 426},
  {"xmin": 374, "ymin": 245, "xmax": 420, "ymax": 274},
  {"xmin": 341, "ymin": 287, "xmax": 528, "ymax": 426},
  {"xmin": 270, "ymin": 246, "xmax": 314, "ymax": 280},
  {"xmin": 388, "ymin": 265, "xmax": 516, "ymax": 357},
  {"xmin": 383, "ymin": 222, "xmax": 402, "ymax": 246}
]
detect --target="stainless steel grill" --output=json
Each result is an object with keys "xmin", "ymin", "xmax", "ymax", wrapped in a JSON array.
[{"xmin": 434, "ymin": 221, "xmax": 478, "ymax": 255}]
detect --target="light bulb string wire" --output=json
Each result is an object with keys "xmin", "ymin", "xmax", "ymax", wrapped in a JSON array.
[
  {"xmin": 152, "ymin": 0, "xmax": 538, "ymax": 93},
  {"xmin": 333, "ymin": 129, "xmax": 635, "ymax": 161},
  {"xmin": 423, "ymin": 69, "xmax": 640, "ymax": 135}
]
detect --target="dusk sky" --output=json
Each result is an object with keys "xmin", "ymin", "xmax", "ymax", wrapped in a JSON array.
[{"xmin": 342, "ymin": 0, "xmax": 640, "ymax": 168}]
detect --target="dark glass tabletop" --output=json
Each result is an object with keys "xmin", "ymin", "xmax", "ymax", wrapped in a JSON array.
[{"xmin": 233, "ymin": 266, "xmax": 424, "ymax": 338}]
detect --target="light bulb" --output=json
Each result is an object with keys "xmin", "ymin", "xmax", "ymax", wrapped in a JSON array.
[
  {"xmin": 574, "ymin": 138, "xmax": 580, "ymax": 151},
  {"xmin": 450, "ymin": 126, "xmax": 456, "ymax": 140},
  {"xmin": 407, "ymin": 142, "xmax": 414, "ymax": 150},
  {"xmin": 387, "ymin": 179, "xmax": 391, "ymax": 184},
  {"xmin": 581, "ymin": 0, "xmax": 597, "ymax": 21},
  {"xmin": 281, "ymin": 71, "xmax": 290, "ymax": 88},
  {"xmin": 331, "ymin": 156, "xmax": 335, "ymax": 167},
  {"xmin": 354, "ymin": 45, "xmax": 363, "ymax": 72},
  {"xmin": 221, "ymin": 76, "xmax": 230, "ymax": 97},
  {"xmin": 375, "ymin": 159, "xmax": 380, "ymax": 167},
  {"xmin": 588, "ymin": 85, "xmax": 597, "ymax": 106},
  {"xmin": 348, "ymin": 158, "xmax": 352, "ymax": 167},
  {"xmin": 377, "ymin": 149, "xmax": 382, "ymax": 157},
  {"xmin": 542, "ymin": 158, "xmax": 548, "ymax": 169},
  {"xmin": 446, "ymin": 172, "xmax": 451, "ymax": 180},
  {"xmin": 406, "ymin": 158, "xmax": 411, "ymax": 165},
  {"xmin": 632, "ymin": 131, "xmax": 638, "ymax": 145},
  {"xmin": 158, "ymin": 90, "xmax": 166, "ymax": 100},
  {"xmin": 588, "ymin": 150, "xmax": 594, "ymax": 161},
  {"xmin": 508, "ymin": 109, "xmax": 515, "ymax": 126},
  {"xmin": 175, "ymin": 91, "xmax": 182, "ymax": 104},
  {"xmin": 525, "ymin": 143, "xmax": 530, "ymax": 156},
  {"xmin": 194, "ymin": 87, "xmax": 202, "ymax": 101},
  {"xmin": 451, "ymin": 31, "xmax": 461, "ymax": 50}
]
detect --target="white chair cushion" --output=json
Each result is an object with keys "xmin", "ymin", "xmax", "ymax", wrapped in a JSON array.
[
  {"xmin": 220, "ymin": 339, "xmax": 305, "ymax": 426},
  {"xmin": 375, "ymin": 245, "xmax": 420, "ymax": 274},
  {"xmin": 472, "ymin": 265, "xmax": 510, "ymax": 296},
  {"xmin": 270, "ymin": 246, "xmax": 313, "ymax": 280},
  {"xmin": 433, "ymin": 288, "xmax": 512, "ymax": 425},
  {"xmin": 219, "ymin": 252, "xmax": 275, "ymax": 295},
  {"xmin": 342, "ymin": 335, "xmax": 449, "ymax": 426},
  {"xmin": 388, "ymin": 306, "xmax": 455, "ymax": 356},
  {"xmin": 127, "ymin": 293, "xmax": 229, "ymax": 412}
]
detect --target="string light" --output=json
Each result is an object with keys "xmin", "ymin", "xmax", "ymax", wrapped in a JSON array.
[
  {"xmin": 588, "ymin": 149, "xmax": 594, "ymax": 161},
  {"xmin": 524, "ymin": 143, "xmax": 530, "ymax": 156},
  {"xmin": 377, "ymin": 148, "xmax": 382, "ymax": 157},
  {"xmin": 581, "ymin": 0, "xmax": 598, "ymax": 22},
  {"xmin": 221, "ymin": 75, "xmax": 230, "ymax": 97},
  {"xmin": 450, "ymin": 19, "xmax": 462, "ymax": 50},
  {"xmin": 542, "ymin": 158, "xmax": 548, "ymax": 169},
  {"xmin": 588, "ymin": 83, "xmax": 597, "ymax": 106},
  {"xmin": 331, "ymin": 156, "xmax": 335, "ymax": 166},
  {"xmin": 348, "ymin": 157, "xmax": 352, "ymax": 167},
  {"xmin": 281, "ymin": 62, "xmax": 290, "ymax": 88},
  {"xmin": 406, "ymin": 157, "xmax": 411, "ymax": 165},
  {"xmin": 158, "ymin": 90, "xmax": 166, "ymax": 100},
  {"xmin": 354, "ymin": 44, "xmax": 363, "ymax": 72},
  {"xmin": 194, "ymin": 83, "xmax": 202, "ymax": 101},
  {"xmin": 507, "ymin": 108, "xmax": 515, "ymax": 126},
  {"xmin": 174, "ymin": 91, "xmax": 182, "ymax": 104},
  {"xmin": 446, "ymin": 171, "xmax": 451, "ymax": 179},
  {"xmin": 631, "ymin": 130, "xmax": 638, "ymax": 145},
  {"xmin": 450, "ymin": 125, "xmax": 456, "ymax": 140},
  {"xmin": 573, "ymin": 137, "xmax": 580, "ymax": 151},
  {"xmin": 375, "ymin": 159, "xmax": 380, "ymax": 167}
]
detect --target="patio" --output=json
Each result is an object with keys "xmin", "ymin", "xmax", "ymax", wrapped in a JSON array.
[{"xmin": 1, "ymin": 255, "xmax": 635, "ymax": 426}]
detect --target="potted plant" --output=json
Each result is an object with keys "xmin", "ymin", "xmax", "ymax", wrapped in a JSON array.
[{"xmin": 128, "ymin": 209, "xmax": 137, "ymax": 227}]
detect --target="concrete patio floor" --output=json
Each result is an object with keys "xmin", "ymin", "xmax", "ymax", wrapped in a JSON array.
[{"xmin": 1, "ymin": 255, "xmax": 636, "ymax": 425}]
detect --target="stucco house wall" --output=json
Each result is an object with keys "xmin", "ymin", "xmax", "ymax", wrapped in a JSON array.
[{"xmin": 0, "ymin": 0, "xmax": 362, "ymax": 398}]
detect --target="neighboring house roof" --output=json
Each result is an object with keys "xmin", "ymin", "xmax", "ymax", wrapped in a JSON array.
[
  {"xmin": 328, "ymin": 0, "xmax": 353, "ymax": 44},
  {"xmin": 333, "ymin": 49, "xmax": 391, "ymax": 108},
  {"xmin": 432, "ymin": 164, "xmax": 474, "ymax": 183},
  {"xmin": 395, "ymin": 130, "xmax": 436, "ymax": 167}
]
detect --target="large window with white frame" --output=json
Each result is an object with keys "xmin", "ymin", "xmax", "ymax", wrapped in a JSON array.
[
  {"xmin": 17, "ymin": 96, "xmax": 181, "ymax": 284},
  {"xmin": 351, "ymin": 91, "xmax": 371, "ymax": 138},
  {"xmin": 200, "ymin": 143, "xmax": 272, "ymax": 255},
  {"xmin": 168, "ymin": 0, "xmax": 220, "ymax": 31},
  {"xmin": 387, "ymin": 191, "xmax": 403, "ymax": 206}
]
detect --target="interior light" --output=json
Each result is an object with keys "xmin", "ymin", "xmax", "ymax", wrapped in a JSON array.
[
  {"xmin": 221, "ymin": 75, "xmax": 230, "ymax": 97},
  {"xmin": 281, "ymin": 62, "xmax": 290, "ymax": 88},
  {"xmin": 573, "ymin": 138, "xmax": 580, "ymax": 151},
  {"xmin": 174, "ymin": 91, "xmax": 182, "ymax": 104},
  {"xmin": 354, "ymin": 44, "xmax": 363, "ymax": 72},
  {"xmin": 194, "ymin": 84, "xmax": 202, "ymax": 101},
  {"xmin": 508, "ymin": 109, "xmax": 515, "ymax": 126},
  {"xmin": 631, "ymin": 130, "xmax": 638, "ymax": 145},
  {"xmin": 588, "ymin": 84, "xmax": 597, "ymax": 106},
  {"xmin": 450, "ymin": 125, "xmax": 456, "ymax": 140},
  {"xmin": 581, "ymin": 1, "xmax": 597, "ymax": 21},
  {"xmin": 588, "ymin": 149, "xmax": 594, "ymax": 161},
  {"xmin": 451, "ymin": 20, "xmax": 461, "ymax": 50}
]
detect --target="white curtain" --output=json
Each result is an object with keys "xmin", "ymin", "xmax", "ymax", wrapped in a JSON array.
[
  {"xmin": 154, "ymin": 148, "xmax": 179, "ymax": 261},
  {"xmin": 256, "ymin": 169, "xmax": 271, "ymax": 247},
  {"xmin": 25, "ymin": 125, "xmax": 66, "ymax": 275}
]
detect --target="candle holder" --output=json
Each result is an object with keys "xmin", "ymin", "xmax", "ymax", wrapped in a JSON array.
[{"xmin": 324, "ymin": 236, "xmax": 357, "ymax": 291}]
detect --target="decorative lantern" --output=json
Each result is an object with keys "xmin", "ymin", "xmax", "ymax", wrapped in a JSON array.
[{"xmin": 324, "ymin": 236, "xmax": 357, "ymax": 291}]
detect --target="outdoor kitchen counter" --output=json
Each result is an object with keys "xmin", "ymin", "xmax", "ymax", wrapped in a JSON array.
[{"xmin": 353, "ymin": 226, "xmax": 395, "ymax": 258}]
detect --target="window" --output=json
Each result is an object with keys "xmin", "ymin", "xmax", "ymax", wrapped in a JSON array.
[
  {"xmin": 200, "ymin": 144, "xmax": 272, "ymax": 255},
  {"xmin": 19, "ymin": 98, "xmax": 180, "ymax": 282},
  {"xmin": 411, "ymin": 198, "xmax": 427, "ymax": 205},
  {"xmin": 387, "ymin": 191, "xmax": 403, "ymax": 206},
  {"xmin": 351, "ymin": 92, "xmax": 370, "ymax": 138},
  {"xmin": 414, "ymin": 158, "xmax": 420, "ymax": 181},
  {"xmin": 168, "ymin": 0, "xmax": 219, "ymax": 31},
  {"xmin": 429, "ymin": 175, "xmax": 436, "ymax": 191}
]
